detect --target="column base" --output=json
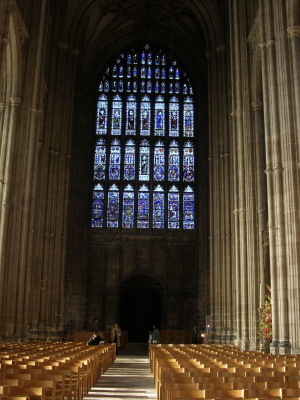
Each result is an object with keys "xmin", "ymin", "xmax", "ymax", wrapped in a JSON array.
[{"xmin": 278, "ymin": 341, "xmax": 291, "ymax": 355}]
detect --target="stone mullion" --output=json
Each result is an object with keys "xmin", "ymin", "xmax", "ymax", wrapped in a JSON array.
[
  {"xmin": 0, "ymin": 1, "xmax": 12, "ymax": 84},
  {"xmin": 287, "ymin": 26, "xmax": 300, "ymax": 162},
  {"xmin": 258, "ymin": 0, "xmax": 279, "ymax": 352},
  {"xmin": 0, "ymin": 97, "xmax": 22, "ymax": 337},
  {"xmin": 232, "ymin": 0, "xmax": 249, "ymax": 350},
  {"xmin": 265, "ymin": 0, "xmax": 290, "ymax": 353}
]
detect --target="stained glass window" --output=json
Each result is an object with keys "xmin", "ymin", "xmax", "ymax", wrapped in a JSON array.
[
  {"xmin": 94, "ymin": 138, "xmax": 106, "ymax": 180},
  {"xmin": 183, "ymin": 97, "xmax": 194, "ymax": 137},
  {"xmin": 153, "ymin": 185, "xmax": 164, "ymax": 228},
  {"xmin": 183, "ymin": 141, "xmax": 194, "ymax": 182},
  {"xmin": 154, "ymin": 95, "xmax": 165, "ymax": 136},
  {"xmin": 168, "ymin": 186, "xmax": 179, "ymax": 229},
  {"xmin": 107, "ymin": 184, "xmax": 119, "ymax": 227},
  {"xmin": 122, "ymin": 184, "xmax": 134, "ymax": 228},
  {"xmin": 183, "ymin": 186, "xmax": 195, "ymax": 229},
  {"xmin": 137, "ymin": 185, "xmax": 150, "ymax": 228},
  {"xmin": 154, "ymin": 140, "xmax": 165, "ymax": 181},
  {"xmin": 139, "ymin": 139, "xmax": 150, "ymax": 181},
  {"xmin": 168, "ymin": 141, "xmax": 180, "ymax": 182},
  {"xmin": 92, "ymin": 184, "xmax": 105, "ymax": 227},
  {"xmin": 169, "ymin": 96, "xmax": 179, "ymax": 137},
  {"xmin": 112, "ymin": 95, "xmax": 122, "ymax": 135},
  {"xmin": 93, "ymin": 44, "xmax": 195, "ymax": 230},
  {"xmin": 124, "ymin": 139, "xmax": 135, "ymax": 181},
  {"xmin": 109, "ymin": 139, "xmax": 121, "ymax": 180},
  {"xmin": 96, "ymin": 94, "xmax": 108, "ymax": 135},
  {"xmin": 140, "ymin": 96, "xmax": 151, "ymax": 136},
  {"xmin": 126, "ymin": 95, "xmax": 137, "ymax": 135}
]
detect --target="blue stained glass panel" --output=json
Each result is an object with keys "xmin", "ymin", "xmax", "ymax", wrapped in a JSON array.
[
  {"xmin": 137, "ymin": 185, "xmax": 149, "ymax": 228},
  {"xmin": 140, "ymin": 96, "xmax": 151, "ymax": 136},
  {"xmin": 94, "ymin": 138, "xmax": 106, "ymax": 180},
  {"xmin": 175, "ymin": 68, "xmax": 180, "ymax": 79},
  {"xmin": 169, "ymin": 97, "xmax": 179, "ymax": 137},
  {"xmin": 122, "ymin": 185, "xmax": 134, "ymax": 228},
  {"xmin": 183, "ymin": 97, "xmax": 194, "ymax": 137},
  {"xmin": 126, "ymin": 95, "xmax": 137, "ymax": 135},
  {"xmin": 109, "ymin": 139, "xmax": 121, "ymax": 180},
  {"xmin": 183, "ymin": 141, "xmax": 194, "ymax": 182},
  {"xmin": 141, "ymin": 67, "xmax": 146, "ymax": 78},
  {"xmin": 183, "ymin": 186, "xmax": 195, "ymax": 229},
  {"xmin": 96, "ymin": 94, "xmax": 108, "ymax": 135},
  {"xmin": 124, "ymin": 139, "xmax": 135, "ymax": 180},
  {"xmin": 133, "ymin": 66, "xmax": 138, "ymax": 78},
  {"xmin": 169, "ymin": 66, "xmax": 174, "ymax": 79},
  {"xmin": 147, "ymin": 52, "xmax": 152, "ymax": 64},
  {"xmin": 155, "ymin": 68, "xmax": 160, "ymax": 79},
  {"xmin": 155, "ymin": 54, "xmax": 160, "ymax": 65},
  {"xmin": 139, "ymin": 139, "xmax": 150, "ymax": 181},
  {"xmin": 154, "ymin": 140, "xmax": 165, "ymax": 181},
  {"xmin": 113, "ymin": 65, "xmax": 118, "ymax": 77},
  {"xmin": 168, "ymin": 141, "xmax": 180, "ymax": 181},
  {"xmin": 154, "ymin": 96, "xmax": 165, "ymax": 136},
  {"xmin": 119, "ymin": 65, "xmax": 124, "ymax": 77},
  {"xmin": 153, "ymin": 185, "xmax": 164, "ymax": 228},
  {"xmin": 112, "ymin": 95, "xmax": 122, "ymax": 135},
  {"xmin": 168, "ymin": 186, "xmax": 179, "ymax": 229},
  {"xmin": 107, "ymin": 184, "xmax": 119, "ymax": 227},
  {"xmin": 147, "ymin": 67, "xmax": 152, "ymax": 78},
  {"xmin": 92, "ymin": 184, "xmax": 104, "ymax": 227}
]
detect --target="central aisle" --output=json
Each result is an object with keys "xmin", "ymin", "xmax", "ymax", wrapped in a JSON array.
[{"xmin": 85, "ymin": 354, "xmax": 157, "ymax": 400}]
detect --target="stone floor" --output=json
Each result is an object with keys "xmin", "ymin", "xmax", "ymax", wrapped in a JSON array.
[{"xmin": 84, "ymin": 344, "xmax": 157, "ymax": 400}]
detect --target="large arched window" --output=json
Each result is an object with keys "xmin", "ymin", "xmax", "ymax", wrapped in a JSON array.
[{"xmin": 91, "ymin": 44, "xmax": 195, "ymax": 230}]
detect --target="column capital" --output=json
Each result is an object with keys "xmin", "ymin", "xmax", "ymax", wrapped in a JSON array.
[
  {"xmin": 72, "ymin": 49, "xmax": 79, "ymax": 57},
  {"xmin": 259, "ymin": 42, "xmax": 267, "ymax": 48},
  {"xmin": 0, "ymin": 103, "xmax": 5, "ymax": 111},
  {"xmin": 267, "ymin": 39, "xmax": 276, "ymax": 46},
  {"xmin": 287, "ymin": 25, "xmax": 300, "ymax": 38},
  {"xmin": 205, "ymin": 52, "xmax": 212, "ymax": 59},
  {"xmin": 216, "ymin": 45, "xmax": 226, "ymax": 53},
  {"xmin": 0, "ymin": 36, "xmax": 9, "ymax": 43},
  {"xmin": 10, "ymin": 97, "xmax": 22, "ymax": 106},
  {"xmin": 57, "ymin": 42, "xmax": 68, "ymax": 50},
  {"xmin": 251, "ymin": 101, "xmax": 263, "ymax": 111}
]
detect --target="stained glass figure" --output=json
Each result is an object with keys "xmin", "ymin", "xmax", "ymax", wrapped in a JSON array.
[
  {"xmin": 161, "ymin": 82, "xmax": 166, "ymax": 93},
  {"xmin": 119, "ymin": 65, "xmax": 124, "ymax": 77},
  {"xmin": 133, "ymin": 53, "xmax": 138, "ymax": 64},
  {"xmin": 161, "ymin": 68, "xmax": 166, "ymax": 79},
  {"xmin": 155, "ymin": 81, "xmax": 160, "ymax": 93},
  {"xmin": 126, "ymin": 95, "xmax": 137, "ymax": 135},
  {"xmin": 112, "ymin": 95, "xmax": 122, "ymax": 135},
  {"xmin": 133, "ymin": 81, "xmax": 138, "ymax": 92},
  {"xmin": 161, "ymin": 53, "xmax": 166, "ymax": 64},
  {"xmin": 147, "ymin": 80, "xmax": 152, "ymax": 93},
  {"xmin": 175, "ymin": 82, "xmax": 180, "ymax": 93},
  {"xmin": 183, "ymin": 83, "xmax": 188, "ymax": 94},
  {"xmin": 154, "ymin": 95, "xmax": 165, "ymax": 136},
  {"xmin": 124, "ymin": 139, "xmax": 135, "ymax": 180},
  {"xmin": 99, "ymin": 81, "xmax": 103, "ymax": 91},
  {"xmin": 107, "ymin": 184, "xmax": 119, "ymax": 227},
  {"xmin": 168, "ymin": 186, "xmax": 179, "ymax": 229},
  {"xmin": 141, "ymin": 67, "xmax": 146, "ymax": 78},
  {"xmin": 183, "ymin": 186, "xmax": 195, "ymax": 229},
  {"xmin": 155, "ymin": 68, "xmax": 160, "ymax": 79},
  {"xmin": 127, "ymin": 81, "xmax": 131, "ymax": 92},
  {"xmin": 127, "ymin": 53, "xmax": 132, "ymax": 64},
  {"xmin": 94, "ymin": 139, "xmax": 106, "ymax": 180},
  {"xmin": 127, "ymin": 66, "xmax": 132, "ymax": 78},
  {"xmin": 92, "ymin": 184, "xmax": 105, "ymax": 227},
  {"xmin": 155, "ymin": 54, "xmax": 160, "ymax": 65},
  {"xmin": 189, "ymin": 84, "xmax": 193, "ymax": 94},
  {"xmin": 122, "ymin": 185, "xmax": 134, "ymax": 228},
  {"xmin": 169, "ymin": 66, "xmax": 174, "ymax": 79},
  {"xmin": 147, "ymin": 67, "xmax": 152, "ymax": 78},
  {"xmin": 109, "ymin": 139, "xmax": 121, "ymax": 180},
  {"xmin": 104, "ymin": 80, "xmax": 109, "ymax": 92},
  {"xmin": 183, "ymin": 97, "xmax": 194, "ymax": 137},
  {"xmin": 169, "ymin": 83, "xmax": 174, "ymax": 93},
  {"xmin": 141, "ymin": 51, "xmax": 146, "ymax": 64},
  {"xmin": 153, "ymin": 185, "xmax": 164, "ymax": 228},
  {"xmin": 117, "ymin": 58, "xmax": 121, "ymax": 64},
  {"xmin": 141, "ymin": 80, "xmax": 146, "ymax": 92},
  {"xmin": 169, "ymin": 97, "xmax": 179, "ymax": 137},
  {"xmin": 139, "ymin": 139, "xmax": 150, "ymax": 181},
  {"xmin": 168, "ymin": 141, "xmax": 180, "ymax": 181},
  {"xmin": 96, "ymin": 94, "xmax": 108, "ymax": 135},
  {"xmin": 137, "ymin": 185, "xmax": 149, "ymax": 228},
  {"xmin": 175, "ymin": 68, "xmax": 180, "ymax": 79},
  {"xmin": 153, "ymin": 140, "xmax": 165, "ymax": 181},
  {"xmin": 140, "ymin": 96, "xmax": 151, "ymax": 136},
  {"xmin": 183, "ymin": 141, "xmax": 194, "ymax": 182},
  {"xmin": 113, "ymin": 65, "xmax": 118, "ymax": 77},
  {"xmin": 147, "ymin": 52, "xmax": 152, "ymax": 64},
  {"xmin": 133, "ymin": 66, "xmax": 138, "ymax": 78},
  {"xmin": 112, "ymin": 81, "xmax": 117, "ymax": 92},
  {"xmin": 118, "ymin": 80, "xmax": 123, "ymax": 92}
]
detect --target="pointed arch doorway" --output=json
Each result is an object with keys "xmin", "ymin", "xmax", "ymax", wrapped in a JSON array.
[{"xmin": 119, "ymin": 275, "xmax": 162, "ymax": 343}]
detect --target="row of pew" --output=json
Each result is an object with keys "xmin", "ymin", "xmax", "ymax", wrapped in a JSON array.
[
  {"xmin": 0, "ymin": 340, "xmax": 116, "ymax": 400},
  {"xmin": 150, "ymin": 344, "xmax": 300, "ymax": 400}
]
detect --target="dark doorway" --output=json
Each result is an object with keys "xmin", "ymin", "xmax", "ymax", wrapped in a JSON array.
[{"xmin": 120, "ymin": 278, "xmax": 162, "ymax": 343}]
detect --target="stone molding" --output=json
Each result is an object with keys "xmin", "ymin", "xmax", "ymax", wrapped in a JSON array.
[
  {"xmin": 10, "ymin": 97, "xmax": 22, "ymax": 106},
  {"xmin": 251, "ymin": 101, "xmax": 263, "ymax": 110},
  {"xmin": 287, "ymin": 26, "xmax": 300, "ymax": 38}
]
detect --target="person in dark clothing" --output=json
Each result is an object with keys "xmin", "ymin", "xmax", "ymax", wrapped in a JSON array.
[{"xmin": 87, "ymin": 333, "xmax": 103, "ymax": 345}]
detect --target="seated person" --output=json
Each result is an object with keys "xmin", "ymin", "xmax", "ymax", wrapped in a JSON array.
[{"xmin": 87, "ymin": 333, "xmax": 104, "ymax": 345}]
